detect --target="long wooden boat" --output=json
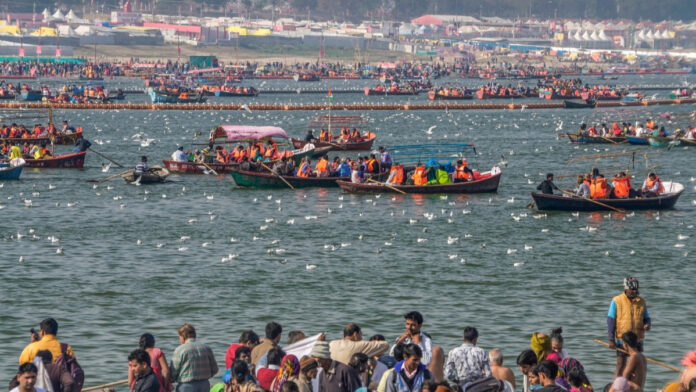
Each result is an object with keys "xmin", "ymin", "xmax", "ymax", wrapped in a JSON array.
[
  {"xmin": 0, "ymin": 159, "xmax": 25, "ymax": 180},
  {"xmin": 337, "ymin": 171, "xmax": 502, "ymax": 194},
  {"xmin": 566, "ymin": 133, "xmax": 626, "ymax": 144},
  {"xmin": 428, "ymin": 91, "xmax": 473, "ymax": 100},
  {"xmin": 3, "ymin": 130, "xmax": 84, "ymax": 146},
  {"xmin": 162, "ymin": 145, "xmax": 329, "ymax": 174},
  {"xmin": 230, "ymin": 168, "xmax": 348, "ymax": 189},
  {"xmin": 290, "ymin": 134, "xmax": 376, "ymax": 151},
  {"xmin": 563, "ymin": 100, "xmax": 596, "ymax": 109},
  {"xmin": 21, "ymin": 89, "xmax": 43, "ymax": 101},
  {"xmin": 626, "ymin": 135, "xmax": 678, "ymax": 147},
  {"xmin": 214, "ymin": 89, "xmax": 259, "ymax": 97},
  {"xmin": 532, "ymin": 182, "xmax": 683, "ymax": 211},
  {"xmin": 0, "ymin": 93, "xmax": 17, "ymax": 100},
  {"xmin": 364, "ymin": 87, "xmax": 418, "ymax": 96},
  {"xmin": 476, "ymin": 91, "xmax": 523, "ymax": 99},
  {"xmin": 122, "ymin": 166, "xmax": 170, "ymax": 184},
  {"xmin": 626, "ymin": 136, "xmax": 650, "ymax": 145},
  {"xmin": 23, "ymin": 151, "xmax": 86, "ymax": 168}
]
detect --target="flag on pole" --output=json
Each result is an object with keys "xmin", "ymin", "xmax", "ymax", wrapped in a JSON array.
[{"xmin": 328, "ymin": 89, "xmax": 333, "ymax": 101}]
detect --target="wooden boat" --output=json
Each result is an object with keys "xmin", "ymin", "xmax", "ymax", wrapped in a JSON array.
[
  {"xmin": 122, "ymin": 166, "xmax": 170, "ymax": 184},
  {"xmin": 563, "ymin": 100, "xmax": 596, "ymax": 109},
  {"xmin": 364, "ymin": 87, "xmax": 418, "ymax": 96},
  {"xmin": 214, "ymin": 88, "xmax": 258, "ymax": 97},
  {"xmin": 476, "ymin": 91, "xmax": 523, "ymax": 99},
  {"xmin": 230, "ymin": 168, "xmax": 348, "ymax": 189},
  {"xmin": 566, "ymin": 133, "xmax": 626, "ymax": 144},
  {"xmin": 294, "ymin": 73, "xmax": 321, "ymax": 82},
  {"xmin": 337, "ymin": 171, "xmax": 502, "ymax": 194},
  {"xmin": 0, "ymin": 92, "xmax": 16, "ymax": 100},
  {"xmin": 626, "ymin": 136, "xmax": 650, "ymax": 145},
  {"xmin": 79, "ymin": 76, "xmax": 104, "ymax": 81},
  {"xmin": 428, "ymin": 90, "xmax": 473, "ymax": 100},
  {"xmin": 3, "ymin": 130, "xmax": 84, "ymax": 146},
  {"xmin": 290, "ymin": 115, "xmax": 376, "ymax": 151},
  {"xmin": 0, "ymin": 159, "xmax": 25, "ymax": 180},
  {"xmin": 24, "ymin": 151, "xmax": 86, "ymax": 168},
  {"xmin": 532, "ymin": 182, "xmax": 684, "ymax": 211},
  {"xmin": 626, "ymin": 135, "xmax": 677, "ymax": 147},
  {"xmin": 147, "ymin": 88, "xmax": 207, "ymax": 103}
]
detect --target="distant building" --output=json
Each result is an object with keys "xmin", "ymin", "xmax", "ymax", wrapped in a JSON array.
[{"xmin": 111, "ymin": 11, "xmax": 142, "ymax": 25}]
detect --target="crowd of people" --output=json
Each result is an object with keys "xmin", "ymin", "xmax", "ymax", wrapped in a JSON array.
[
  {"xmin": 10, "ymin": 279, "xmax": 696, "ymax": 392},
  {"xmin": 577, "ymin": 121, "xmax": 696, "ymax": 140}
]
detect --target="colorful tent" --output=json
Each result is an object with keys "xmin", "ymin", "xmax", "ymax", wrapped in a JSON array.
[
  {"xmin": 411, "ymin": 15, "xmax": 444, "ymax": 26},
  {"xmin": 226, "ymin": 26, "xmax": 248, "ymax": 35}
]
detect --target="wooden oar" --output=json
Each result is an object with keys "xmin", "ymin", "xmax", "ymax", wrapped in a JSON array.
[
  {"xmin": 526, "ymin": 200, "xmax": 535, "ymax": 209},
  {"xmin": 326, "ymin": 141, "xmax": 347, "ymax": 150},
  {"xmin": 87, "ymin": 169, "xmax": 132, "ymax": 183},
  {"xmin": 367, "ymin": 178, "xmax": 406, "ymax": 195},
  {"xmin": 82, "ymin": 379, "xmax": 128, "ymax": 392},
  {"xmin": 260, "ymin": 162, "xmax": 294, "ymax": 190},
  {"xmin": 593, "ymin": 339, "xmax": 682, "ymax": 373},
  {"xmin": 88, "ymin": 148, "xmax": 124, "ymax": 168},
  {"xmin": 559, "ymin": 188, "xmax": 626, "ymax": 213}
]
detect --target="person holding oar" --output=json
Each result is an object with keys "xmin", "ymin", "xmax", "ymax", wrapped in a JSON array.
[
  {"xmin": 607, "ymin": 277, "xmax": 651, "ymax": 378},
  {"xmin": 537, "ymin": 173, "xmax": 559, "ymax": 195}
]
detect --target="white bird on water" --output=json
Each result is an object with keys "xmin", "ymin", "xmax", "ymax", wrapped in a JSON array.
[
  {"xmin": 101, "ymin": 162, "xmax": 112, "ymax": 173},
  {"xmin": 306, "ymin": 264, "xmax": 317, "ymax": 270}
]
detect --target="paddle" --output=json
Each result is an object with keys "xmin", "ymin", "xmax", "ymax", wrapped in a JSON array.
[
  {"xmin": 197, "ymin": 160, "xmax": 218, "ymax": 175},
  {"xmin": 260, "ymin": 162, "xmax": 294, "ymax": 190},
  {"xmin": 82, "ymin": 379, "xmax": 129, "ymax": 392},
  {"xmin": 367, "ymin": 178, "xmax": 406, "ymax": 195},
  {"xmin": 526, "ymin": 201, "xmax": 535, "ymax": 209},
  {"xmin": 558, "ymin": 188, "xmax": 626, "ymax": 213},
  {"xmin": 593, "ymin": 339, "xmax": 683, "ymax": 373},
  {"xmin": 88, "ymin": 148, "xmax": 124, "ymax": 168},
  {"xmin": 87, "ymin": 169, "xmax": 132, "ymax": 183}
]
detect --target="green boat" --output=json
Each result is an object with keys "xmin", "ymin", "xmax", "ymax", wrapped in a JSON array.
[{"xmin": 229, "ymin": 168, "xmax": 348, "ymax": 189}]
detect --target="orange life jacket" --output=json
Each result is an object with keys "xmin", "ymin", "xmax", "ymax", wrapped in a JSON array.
[
  {"xmin": 298, "ymin": 162, "xmax": 311, "ymax": 177},
  {"xmin": 366, "ymin": 158, "xmax": 379, "ymax": 173},
  {"xmin": 612, "ymin": 177, "xmax": 632, "ymax": 198},
  {"xmin": 455, "ymin": 163, "xmax": 473, "ymax": 180},
  {"xmin": 264, "ymin": 146, "xmax": 277, "ymax": 159},
  {"xmin": 645, "ymin": 176, "xmax": 664, "ymax": 194},
  {"xmin": 249, "ymin": 146, "xmax": 259, "ymax": 159},
  {"xmin": 413, "ymin": 166, "xmax": 427, "ymax": 186},
  {"xmin": 590, "ymin": 177, "xmax": 609, "ymax": 199},
  {"xmin": 216, "ymin": 149, "xmax": 228, "ymax": 163},
  {"xmin": 390, "ymin": 165, "xmax": 404, "ymax": 184},
  {"xmin": 315, "ymin": 158, "xmax": 328, "ymax": 173}
]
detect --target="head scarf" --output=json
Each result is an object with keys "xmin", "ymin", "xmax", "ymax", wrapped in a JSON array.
[
  {"xmin": 530, "ymin": 333, "xmax": 552, "ymax": 364},
  {"xmin": 273, "ymin": 354, "xmax": 299, "ymax": 392},
  {"xmin": 681, "ymin": 350, "xmax": 696, "ymax": 367}
]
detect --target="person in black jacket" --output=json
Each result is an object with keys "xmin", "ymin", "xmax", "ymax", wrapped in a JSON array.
[
  {"xmin": 537, "ymin": 173, "xmax": 559, "ymax": 195},
  {"xmin": 128, "ymin": 349, "xmax": 159, "ymax": 392}
]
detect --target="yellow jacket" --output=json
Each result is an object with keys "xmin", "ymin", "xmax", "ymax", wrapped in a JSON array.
[
  {"xmin": 9, "ymin": 145, "xmax": 22, "ymax": 160},
  {"xmin": 613, "ymin": 293, "xmax": 647, "ymax": 340},
  {"xmin": 19, "ymin": 334, "xmax": 75, "ymax": 364}
]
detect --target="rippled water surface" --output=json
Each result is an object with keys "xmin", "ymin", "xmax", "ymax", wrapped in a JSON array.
[{"xmin": 2, "ymin": 74, "xmax": 696, "ymax": 391}]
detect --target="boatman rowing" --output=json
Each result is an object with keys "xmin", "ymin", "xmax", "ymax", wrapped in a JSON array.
[{"xmin": 607, "ymin": 277, "xmax": 650, "ymax": 378}]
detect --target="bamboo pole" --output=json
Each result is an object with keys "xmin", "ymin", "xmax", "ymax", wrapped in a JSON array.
[
  {"xmin": 81, "ymin": 379, "xmax": 128, "ymax": 392},
  {"xmin": 593, "ymin": 339, "xmax": 682, "ymax": 373}
]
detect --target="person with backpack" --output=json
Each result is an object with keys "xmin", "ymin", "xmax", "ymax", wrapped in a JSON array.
[
  {"xmin": 19, "ymin": 319, "xmax": 75, "ymax": 365},
  {"xmin": 384, "ymin": 344, "xmax": 432, "ymax": 392}
]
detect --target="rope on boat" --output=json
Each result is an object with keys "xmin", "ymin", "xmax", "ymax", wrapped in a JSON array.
[{"xmin": 0, "ymin": 98, "xmax": 694, "ymax": 111}]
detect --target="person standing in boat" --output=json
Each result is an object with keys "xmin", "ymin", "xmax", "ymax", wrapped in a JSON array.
[
  {"xmin": 73, "ymin": 135, "xmax": 91, "ymax": 153},
  {"xmin": 536, "ymin": 174, "xmax": 559, "ymax": 195},
  {"xmin": 378, "ymin": 147, "xmax": 392, "ymax": 170},
  {"xmin": 607, "ymin": 277, "xmax": 650, "ymax": 378},
  {"xmin": 135, "ymin": 156, "xmax": 149, "ymax": 175}
]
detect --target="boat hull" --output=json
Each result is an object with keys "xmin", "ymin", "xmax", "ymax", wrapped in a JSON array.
[
  {"xmin": 563, "ymin": 100, "xmax": 596, "ymax": 109},
  {"xmin": 122, "ymin": 167, "xmax": 169, "ymax": 183},
  {"xmin": 566, "ymin": 133, "xmax": 626, "ymax": 144},
  {"xmin": 531, "ymin": 190, "xmax": 682, "ymax": 211},
  {"xmin": 24, "ymin": 151, "xmax": 86, "ymax": 168},
  {"xmin": 0, "ymin": 163, "xmax": 24, "ymax": 180},
  {"xmin": 230, "ymin": 169, "xmax": 347, "ymax": 188},
  {"xmin": 336, "ymin": 172, "xmax": 501, "ymax": 194}
]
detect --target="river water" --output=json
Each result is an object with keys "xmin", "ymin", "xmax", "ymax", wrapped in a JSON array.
[{"xmin": 1, "ymin": 74, "xmax": 696, "ymax": 391}]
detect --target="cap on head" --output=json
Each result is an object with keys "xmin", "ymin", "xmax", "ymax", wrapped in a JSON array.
[{"xmin": 310, "ymin": 341, "xmax": 331, "ymax": 360}]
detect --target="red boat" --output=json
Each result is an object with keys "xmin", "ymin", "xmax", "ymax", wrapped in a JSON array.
[
  {"xmin": 337, "ymin": 171, "xmax": 502, "ymax": 194},
  {"xmin": 24, "ymin": 151, "xmax": 86, "ymax": 168},
  {"xmin": 290, "ymin": 115, "xmax": 376, "ymax": 151}
]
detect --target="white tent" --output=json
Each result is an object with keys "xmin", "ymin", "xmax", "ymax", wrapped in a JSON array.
[
  {"xmin": 42, "ymin": 8, "xmax": 51, "ymax": 21},
  {"xmin": 646, "ymin": 30, "xmax": 654, "ymax": 39},
  {"xmin": 52, "ymin": 9, "xmax": 64, "ymax": 20},
  {"xmin": 638, "ymin": 29, "xmax": 646, "ymax": 40},
  {"xmin": 66, "ymin": 9, "xmax": 77, "ymax": 20},
  {"xmin": 57, "ymin": 24, "xmax": 76, "ymax": 37},
  {"xmin": 661, "ymin": 30, "xmax": 671, "ymax": 39},
  {"xmin": 74, "ymin": 25, "xmax": 97, "ymax": 36},
  {"xmin": 598, "ymin": 30, "xmax": 609, "ymax": 41},
  {"xmin": 582, "ymin": 31, "xmax": 591, "ymax": 41},
  {"xmin": 573, "ymin": 30, "xmax": 581, "ymax": 41},
  {"xmin": 590, "ymin": 30, "xmax": 599, "ymax": 41}
]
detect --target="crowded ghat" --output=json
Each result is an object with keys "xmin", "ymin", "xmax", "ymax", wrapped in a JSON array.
[{"xmin": 8, "ymin": 279, "xmax": 696, "ymax": 392}]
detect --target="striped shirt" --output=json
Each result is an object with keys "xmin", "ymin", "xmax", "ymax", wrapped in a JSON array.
[
  {"xmin": 445, "ymin": 343, "xmax": 491, "ymax": 387},
  {"xmin": 170, "ymin": 338, "xmax": 218, "ymax": 384}
]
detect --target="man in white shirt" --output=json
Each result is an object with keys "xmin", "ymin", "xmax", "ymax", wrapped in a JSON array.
[
  {"xmin": 11, "ymin": 363, "xmax": 46, "ymax": 392},
  {"xmin": 171, "ymin": 146, "xmax": 188, "ymax": 162},
  {"xmin": 389, "ymin": 311, "xmax": 445, "ymax": 381}
]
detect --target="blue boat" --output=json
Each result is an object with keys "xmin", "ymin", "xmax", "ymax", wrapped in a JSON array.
[
  {"xmin": 0, "ymin": 159, "xmax": 25, "ymax": 180},
  {"xmin": 147, "ymin": 88, "xmax": 207, "ymax": 104},
  {"xmin": 626, "ymin": 136, "xmax": 650, "ymax": 145},
  {"xmin": 21, "ymin": 89, "xmax": 43, "ymax": 101}
]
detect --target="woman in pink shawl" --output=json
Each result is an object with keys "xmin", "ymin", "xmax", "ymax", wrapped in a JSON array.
[{"xmin": 270, "ymin": 355, "xmax": 300, "ymax": 392}]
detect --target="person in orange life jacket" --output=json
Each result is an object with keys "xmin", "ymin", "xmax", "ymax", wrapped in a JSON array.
[
  {"xmin": 640, "ymin": 173, "xmax": 664, "ymax": 197},
  {"xmin": 453, "ymin": 160, "xmax": 474, "ymax": 183},
  {"xmin": 297, "ymin": 158, "xmax": 312, "ymax": 177},
  {"xmin": 314, "ymin": 155, "xmax": 329, "ymax": 177},
  {"xmin": 264, "ymin": 141, "xmax": 278, "ymax": 161},
  {"xmin": 386, "ymin": 163, "xmax": 405, "ymax": 185},
  {"xmin": 411, "ymin": 163, "xmax": 428, "ymax": 186},
  {"xmin": 608, "ymin": 277, "xmax": 650, "ymax": 377},
  {"xmin": 215, "ymin": 146, "xmax": 228, "ymax": 163},
  {"xmin": 350, "ymin": 128, "xmax": 362, "ymax": 142},
  {"xmin": 365, "ymin": 154, "xmax": 380, "ymax": 175},
  {"xmin": 319, "ymin": 129, "xmax": 330, "ymax": 142},
  {"xmin": 612, "ymin": 172, "xmax": 635, "ymax": 198},
  {"xmin": 590, "ymin": 174, "xmax": 611, "ymax": 199},
  {"xmin": 249, "ymin": 144, "xmax": 261, "ymax": 162}
]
